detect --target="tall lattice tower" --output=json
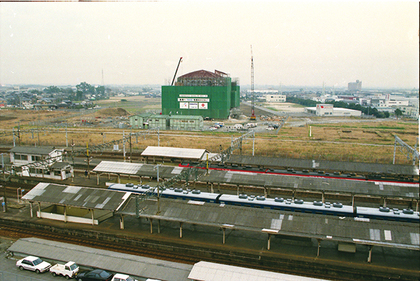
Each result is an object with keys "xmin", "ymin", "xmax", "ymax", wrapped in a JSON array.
[{"xmin": 250, "ymin": 45, "xmax": 256, "ymax": 120}]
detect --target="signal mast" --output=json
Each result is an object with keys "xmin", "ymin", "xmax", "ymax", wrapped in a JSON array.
[{"xmin": 250, "ymin": 45, "xmax": 256, "ymax": 120}]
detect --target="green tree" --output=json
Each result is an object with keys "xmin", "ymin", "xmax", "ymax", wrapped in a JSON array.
[
  {"xmin": 394, "ymin": 108, "xmax": 403, "ymax": 119},
  {"xmin": 76, "ymin": 82, "xmax": 94, "ymax": 101},
  {"xmin": 44, "ymin": 85, "xmax": 61, "ymax": 94}
]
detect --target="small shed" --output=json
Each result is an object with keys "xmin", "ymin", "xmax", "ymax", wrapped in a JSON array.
[
  {"xmin": 147, "ymin": 114, "xmax": 169, "ymax": 129},
  {"xmin": 129, "ymin": 114, "xmax": 151, "ymax": 129},
  {"xmin": 169, "ymin": 115, "xmax": 203, "ymax": 131}
]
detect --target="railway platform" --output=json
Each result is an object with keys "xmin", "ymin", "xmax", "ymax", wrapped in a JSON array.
[{"xmin": 0, "ymin": 194, "xmax": 419, "ymax": 281}]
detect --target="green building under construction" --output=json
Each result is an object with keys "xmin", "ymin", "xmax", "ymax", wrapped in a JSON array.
[{"xmin": 161, "ymin": 69, "xmax": 240, "ymax": 119}]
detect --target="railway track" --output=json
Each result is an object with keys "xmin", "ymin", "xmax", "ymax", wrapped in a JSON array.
[{"xmin": 0, "ymin": 218, "xmax": 412, "ymax": 281}]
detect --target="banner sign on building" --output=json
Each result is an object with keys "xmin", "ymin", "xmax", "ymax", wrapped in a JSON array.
[
  {"xmin": 180, "ymin": 102, "xmax": 188, "ymax": 109},
  {"xmin": 178, "ymin": 98, "xmax": 209, "ymax": 102},
  {"xmin": 189, "ymin": 103, "xmax": 198, "ymax": 109},
  {"xmin": 199, "ymin": 103, "xmax": 208, "ymax": 109},
  {"xmin": 179, "ymin": 94, "xmax": 208, "ymax": 98}
]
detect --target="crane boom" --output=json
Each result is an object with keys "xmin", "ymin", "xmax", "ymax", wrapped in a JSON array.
[{"xmin": 171, "ymin": 57, "xmax": 183, "ymax": 86}]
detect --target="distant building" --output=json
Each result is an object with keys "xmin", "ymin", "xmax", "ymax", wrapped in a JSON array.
[
  {"xmin": 161, "ymin": 69, "xmax": 240, "ymax": 119},
  {"xmin": 348, "ymin": 80, "xmax": 362, "ymax": 91},
  {"xmin": 305, "ymin": 104, "xmax": 362, "ymax": 117},
  {"xmin": 169, "ymin": 115, "xmax": 203, "ymax": 131},
  {"xmin": 148, "ymin": 115, "xmax": 169, "ymax": 129},
  {"xmin": 131, "ymin": 114, "xmax": 203, "ymax": 131},
  {"xmin": 129, "ymin": 114, "xmax": 147, "ymax": 129},
  {"xmin": 10, "ymin": 146, "xmax": 64, "ymax": 167},
  {"xmin": 265, "ymin": 94, "xmax": 286, "ymax": 102},
  {"xmin": 316, "ymin": 104, "xmax": 333, "ymax": 116}
]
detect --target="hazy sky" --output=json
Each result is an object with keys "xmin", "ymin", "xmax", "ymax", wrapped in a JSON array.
[{"xmin": 0, "ymin": 1, "xmax": 418, "ymax": 89}]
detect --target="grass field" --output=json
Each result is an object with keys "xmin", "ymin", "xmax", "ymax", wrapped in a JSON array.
[
  {"xmin": 0, "ymin": 107, "xmax": 418, "ymax": 165},
  {"xmin": 96, "ymin": 96, "xmax": 161, "ymax": 115}
]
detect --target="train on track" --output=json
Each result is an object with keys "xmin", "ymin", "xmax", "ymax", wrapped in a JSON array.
[
  {"xmin": 179, "ymin": 162, "xmax": 418, "ymax": 184},
  {"xmin": 108, "ymin": 183, "xmax": 419, "ymax": 224}
]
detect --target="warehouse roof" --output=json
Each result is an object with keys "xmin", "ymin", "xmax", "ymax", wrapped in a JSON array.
[
  {"xmin": 141, "ymin": 146, "xmax": 206, "ymax": 160},
  {"xmin": 8, "ymin": 237, "xmax": 192, "ymax": 281},
  {"xmin": 169, "ymin": 115, "xmax": 203, "ymax": 120},
  {"xmin": 119, "ymin": 198, "xmax": 420, "ymax": 250},
  {"xmin": 22, "ymin": 182, "xmax": 130, "ymax": 211},
  {"xmin": 178, "ymin": 69, "xmax": 227, "ymax": 79}
]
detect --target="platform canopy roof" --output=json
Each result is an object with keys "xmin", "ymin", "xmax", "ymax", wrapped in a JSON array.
[
  {"xmin": 22, "ymin": 182, "xmax": 130, "ymax": 211},
  {"xmin": 93, "ymin": 161, "xmax": 143, "ymax": 175},
  {"xmin": 188, "ymin": 261, "xmax": 327, "ymax": 281},
  {"xmin": 227, "ymin": 155, "xmax": 418, "ymax": 176},
  {"xmin": 90, "ymin": 161, "xmax": 419, "ymax": 199},
  {"xmin": 119, "ymin": 198, "xmax": 420, "ymax": 251},
  {"xmin": 141, "ymin": 146, "xmax": 206, "ymax": 160}
]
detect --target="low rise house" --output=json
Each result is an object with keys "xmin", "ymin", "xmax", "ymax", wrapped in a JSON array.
[{"xmin": 10, "ymin": 146, "xmax": 73, "ymax": 180}]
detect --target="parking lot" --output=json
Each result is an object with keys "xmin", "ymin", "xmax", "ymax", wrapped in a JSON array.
[{"xmin": 0, "ymin": 237, "xmax": 148, "ymax": 281}]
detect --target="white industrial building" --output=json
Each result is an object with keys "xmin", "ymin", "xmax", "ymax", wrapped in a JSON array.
[
  {"xmin": 265, "ymin": 94, "xmax": 286, "ymax": 102},
  {"xmin": 305, "ymin": 104, "xmax": 362, "ymax": 117}
]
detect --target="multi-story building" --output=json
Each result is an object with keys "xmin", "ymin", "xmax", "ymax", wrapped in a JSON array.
[
  {"xmin": 161, "ymin": 69, "xmax": 240, "ymax": 119},
  {"xmin": 265, "ymin": 94, "xmax": 286, "ymax": 102},
  {"xmin": 348, "ymin": 80, "xmax": 362, "ymax": 91}
]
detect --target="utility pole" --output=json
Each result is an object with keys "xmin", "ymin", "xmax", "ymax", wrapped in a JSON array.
[
  {"xmin": 123, "ymin": 131, "xmax": 126, "ymax": 162},
  {"xmin": 18, "ymin": 122, "xmax": 21, "ymax": 146},
  {"xmin": 154, "ymin": 164, "xmax": 161, "ymax": 215},
  {"xmin": 13, "ymin": 128, "xmax": 15, "ymax": 147},
  {"xmin": 37, "ymin": 126, "xmax": 40, "ymax": 146},
  {"xmin": 129, "ymin": 130, "xmax": 132, "ymax": 163},
  {"xmin": 86, "ymin": 141, "xmax": 90, "ymax": 179},
  {"xmin": 65, "ymin": 124, "xmax": 68, "ymax": 147},
  {"xmin": 2, "ymin": 185, "xmax": 7, "ymax": 212},
  {"xmin": 71, "ymin": 140, "xmax": 75, "ymax": 182}
]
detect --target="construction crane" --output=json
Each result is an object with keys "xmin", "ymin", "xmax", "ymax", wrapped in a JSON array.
[
  {"xmin": 250, "ymin": 46, "xmax": 256, "ymax": 120},
  {"xmin": 171, "ymin": 57, "xmax": 183, "ymax": 86}
]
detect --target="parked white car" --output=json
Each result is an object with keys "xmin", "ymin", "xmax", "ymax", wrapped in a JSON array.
[
  {"xmin": 111, "ymin": 273, "xmax": 138, "ymax": 281},
  {"xmin": 16, "ymin": 256, "xmax": 52, "ymax": 273},
  {"xmin": 50, "ymin": 261, "xmax": 79, "ymax": 279}
]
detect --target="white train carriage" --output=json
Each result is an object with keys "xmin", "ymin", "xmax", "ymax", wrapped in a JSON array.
[
  {"xmin": 356, "ymin": 206, "xmax": 419, "ymax": 223},
  {"xmin": 218, "ymin": 194, "xmax": 354, "ymax": 217},
  {"xmin": 160, "ymin": 187, "xmax": 220, "ymax": 203},
  {"xmin": 108, "ymin": 184, "xmax": 419, "ymax": 223},
  {"xmin": 108, "ymin": 183, "xmax": 220, "ymax": 203}
]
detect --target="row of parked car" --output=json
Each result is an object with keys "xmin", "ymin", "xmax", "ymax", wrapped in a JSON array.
[{"xmin": 16, "ymin": 256, "xmax": 142, "ymax": 281}]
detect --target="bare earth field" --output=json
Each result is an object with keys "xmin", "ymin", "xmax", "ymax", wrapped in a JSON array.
[
  {"xmin": 0, "ymin": 108, "xmax": 418, "ymax": 165},
  {"xmin": 261, "ymin": 102, "xmax": 306, "ymax": 112}
]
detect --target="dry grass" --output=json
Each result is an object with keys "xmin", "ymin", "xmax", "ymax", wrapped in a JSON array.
[{"xmin": 0, "ymin": 109, "xmax": 417, "ymax": 165}]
